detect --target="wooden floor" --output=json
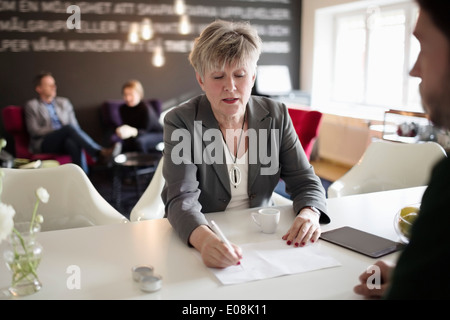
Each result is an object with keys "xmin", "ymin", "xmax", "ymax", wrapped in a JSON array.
[{"xmin": 310, "ymin": 158, "xmax": 351, "ymax": 182}]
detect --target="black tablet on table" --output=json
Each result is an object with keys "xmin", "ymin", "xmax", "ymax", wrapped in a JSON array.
[{"xmin": 319, "ymin": 226, "xmax": 405, "ymax": 258}]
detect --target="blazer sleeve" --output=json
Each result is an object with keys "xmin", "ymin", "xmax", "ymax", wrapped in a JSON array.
[
  {"xmin": 277, "ymin": 103, "xmax": 330, "ymax": 224},
  {"xmin": 24, "ymin": 99, "xmax": 53, "ymax": 137},
  {"xmin": 161, "ymin": 105, "xmax": 209, "ymax": 245}
]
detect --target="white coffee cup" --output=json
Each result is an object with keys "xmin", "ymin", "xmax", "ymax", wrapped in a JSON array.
[{"xmin": 251, "ymin": 208, "xmax": 280, "ymax": 234}]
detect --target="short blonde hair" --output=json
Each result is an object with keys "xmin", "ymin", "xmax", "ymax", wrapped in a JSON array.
[
  {"xmin": 189, "ymin": 20, "xmax": 262, "ymax": 79},
  {"xmin": 122, "ymin": 80, "xmax": 144, "ymax": 99}
]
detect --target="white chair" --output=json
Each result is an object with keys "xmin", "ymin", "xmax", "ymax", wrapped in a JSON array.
[
  {"xmin": 327, "ymin": 140, "xmax": 447, "ymax": 198},
  {"xmin": 130, "ymin": 158, "xmax": 165, "ymax": 221},
  {"xmin": 272, "ymin": 190, "xmax": 293, "ymax": 206},
  {"xmin": 130, "ymin": 158, "xmax": 293, "ymax": 222},
  {"xmin": 1, "ymin": 163, "xmax": 129, "ymax": 231}
]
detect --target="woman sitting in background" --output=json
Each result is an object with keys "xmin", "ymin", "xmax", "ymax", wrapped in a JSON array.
[{"xmin": 115, "ymin": 80, "xmax": 163, "ymax": 153}]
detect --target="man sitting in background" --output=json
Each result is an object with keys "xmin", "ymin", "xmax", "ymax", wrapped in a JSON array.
[{"xmin": 24, "ymin": 71, "xmax": 120, "ymax": 174}]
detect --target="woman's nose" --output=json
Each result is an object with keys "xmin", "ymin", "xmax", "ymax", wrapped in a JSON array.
[{"xmin": 224, "ymin": 77, "xmax": 236, "ymax": 91}]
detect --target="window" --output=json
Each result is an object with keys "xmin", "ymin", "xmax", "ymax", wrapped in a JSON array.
[
  {"xmin": 255, "ymin": 65, "xmax": 292, "ymax": 96},
  {"xmin": 311, "ymin": 0, "xmax": 420, "ymax": 119}
]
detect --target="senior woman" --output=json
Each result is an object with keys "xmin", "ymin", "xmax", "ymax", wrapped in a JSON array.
[{"xmin": 161, "ymin": 20, "xmax": 330, "ymax": 269}]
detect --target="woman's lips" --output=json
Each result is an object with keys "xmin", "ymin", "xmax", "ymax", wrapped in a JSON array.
[{"xmin": 222, "ymin": 98, "xmax": 239, "ymax": 104}]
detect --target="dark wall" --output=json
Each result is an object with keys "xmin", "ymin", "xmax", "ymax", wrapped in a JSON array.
[{"xmin": 0, "ymin": 0, "xmax": 301, "ymax": 155}]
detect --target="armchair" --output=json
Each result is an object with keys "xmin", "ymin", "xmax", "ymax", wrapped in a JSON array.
[
  {"xmin": 100, "ymin": 99, "xmax": 162, "ymax": 146},
  {"xmin": 2, "ymin": 105, "xmax": 95, "ymax": 167},
  {"xmin": 327, "ymin": 140, "xmax": 447, "ymax": 198},
  {"xmin": 1, "ymin": 163, "xmax": 129, "ymax": 231},
  {"xmin": 2, "ymin": 105, "xmax": 72, "ymax": 164},
  {"xmin": 287, "ymin": 108, "xmax": 323, "ymax": 160},
  {"xmin": 274, "ymin": 108, "xmax": 323, "ymax": 200}
]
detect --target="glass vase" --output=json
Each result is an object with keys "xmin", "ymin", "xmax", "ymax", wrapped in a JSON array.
[{"xmin": 3, "ymin": 222, "xmax": 43, "ymax": 297}]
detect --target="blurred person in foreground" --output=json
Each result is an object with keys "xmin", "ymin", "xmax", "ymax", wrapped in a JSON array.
[
  {"xmin": 161, "ymin": 20, "xmax": 330, "ymax": 269},
  {"xmin": 354, "ymin": 0, "xmax": 450, "ymax": 299},
  {"xmin": 25, "ymin": 72, "xmax": 120, "ymax": 173}
]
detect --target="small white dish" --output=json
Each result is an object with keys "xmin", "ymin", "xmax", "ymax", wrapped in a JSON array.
[
  {"xmin": 139, "ymin": 274, "xmax": 163, "ymax": 292},
  {"xmin": 131, "ymin": 265, "xmax": 154, "ymax": 282}
]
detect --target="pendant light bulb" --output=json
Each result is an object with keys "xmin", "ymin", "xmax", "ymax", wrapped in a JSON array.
[
  {"xmin": 141, "ymin": 18, "xmax": 154, "ymax": 40},
  {"xmin": 179, "ymin": 14, "xmax": 192, "ymax": 35},
  {"xmin": 128, "ymin": 22, "xmax": 140, "ymax": 44},
  {"xmin": 152, "ymin": 42, "xmax": 165, "ymax": 67},
  {"xmin": 174, "ymin": 0, "xmax": 186, "ymax": 15}
]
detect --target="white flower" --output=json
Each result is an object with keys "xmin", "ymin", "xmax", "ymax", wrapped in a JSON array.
[
  {"xmin": 0, "ymin": 202, "xmax": 16, "ymax": 244},
  {"xmin": 36, "ymin": 214, "xmax": 44, "ymax": 224},
  {"xmin": 36, "ymin": 187, "xmax": 49, "ymax": 204}
]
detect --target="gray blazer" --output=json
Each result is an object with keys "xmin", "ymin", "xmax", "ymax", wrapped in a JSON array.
[
  {"xmin": 161, "ymin": 95, "xmax": 330, "ymax": 244},
  {"xmin": 24, "ymin": 97, "xmax": 80, "ymax": 153}
]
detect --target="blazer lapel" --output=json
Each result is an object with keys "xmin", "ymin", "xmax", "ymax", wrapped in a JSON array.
[
  {"xmin": 196, "ymin": 96, "xmax": 231, "ymax": 195},
  {"xmin": 37, "ymin": 100, "xmax": 51, "ymax": 126},
  {"xmin": 196, "ymin": 96, "xmax": 273, "ymax": 195},
  {"xmin": 247, "ymin": 98, "xmax": 272, "ymax": 190}
]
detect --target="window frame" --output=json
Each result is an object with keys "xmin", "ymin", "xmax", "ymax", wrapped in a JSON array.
[{"xmin": 311, "ymin": 0, "xmax": 420, "ymax": 121}]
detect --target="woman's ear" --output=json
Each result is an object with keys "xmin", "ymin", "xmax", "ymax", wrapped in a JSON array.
[{"xmin": 195, "ymin": 72, "xmax": 205, "ymax": 91}]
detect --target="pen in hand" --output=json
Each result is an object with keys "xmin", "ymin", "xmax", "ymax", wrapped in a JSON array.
[
  {"xmin": 210, "ymin": 220, "xmax": 242, "ymax": 266},
  {"xmin": 210, "ymin": 220, "xmax": 234, "ymax": 251}
]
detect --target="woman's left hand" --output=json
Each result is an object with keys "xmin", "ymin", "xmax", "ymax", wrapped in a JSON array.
[
  {"xmin": 282, "ymin": 208, "xmax": 321, "ymax": 247},
  {"xmin": 116, "ymin": 125, "xmax": 138, "ymax": 139}
]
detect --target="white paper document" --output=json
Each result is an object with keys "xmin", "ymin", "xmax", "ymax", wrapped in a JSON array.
[{"xmin": 208, "ymin": 239, "xmax": 341, "ymax": 285}]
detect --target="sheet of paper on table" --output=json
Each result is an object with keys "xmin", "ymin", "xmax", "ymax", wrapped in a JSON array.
[{"xmin": 206, "ymin": 239, "xmax": 341, "ymax": 285}]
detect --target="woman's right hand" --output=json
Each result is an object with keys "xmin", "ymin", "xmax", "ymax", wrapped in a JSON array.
[{"xmin": 190, "ymin": 225, "xmax": 242, "ymax": 268}]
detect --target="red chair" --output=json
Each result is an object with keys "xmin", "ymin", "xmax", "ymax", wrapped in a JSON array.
[
  {"xmin": 287, "ymin": 108, "xmax": 323, "ymax": 160},
  {"xmin": 1, "ymin": 105, "xmax": 92, "ymax": 165}
]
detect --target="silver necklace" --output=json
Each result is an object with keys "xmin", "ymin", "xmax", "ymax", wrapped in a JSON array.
[{"xmin": 221, "ymin": 112, "xmax": 246, "ymax": 188}]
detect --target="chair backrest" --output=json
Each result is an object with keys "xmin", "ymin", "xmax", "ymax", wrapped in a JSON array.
[
  {"xmin": 1, "ymin": 163, "xmax": 129, "ymax": 230},
  {"xmin": 288, "ymin": 108, "xmax": 323, "ymax": 160},
  {"xmin": 2, "ymin": 105, "xmax": 33, "ymax": 159},
  {"xmin": 130, "ymin": 158, "xmax": 165, "ymax": 221},
  {"xmin": 1, "ymin": 105, "xmax": 73, "ymax": 164},
  {"xmin": 327, "ymin": 140, "xmax": 447, "ymax": 198}
]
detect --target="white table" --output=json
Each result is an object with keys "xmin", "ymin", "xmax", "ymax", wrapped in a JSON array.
[{"xmin": 0, "ymin": 186, "xmax": 426, "ymax": 300}]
